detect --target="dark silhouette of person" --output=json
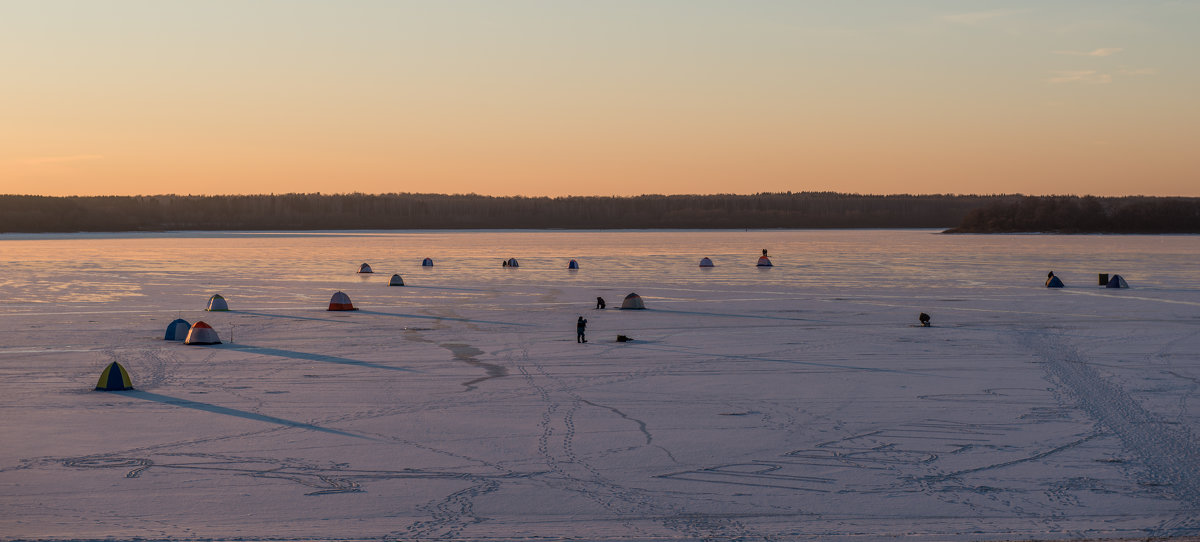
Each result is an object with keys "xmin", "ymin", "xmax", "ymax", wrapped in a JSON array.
[
  {"xmin": 596, "ymin": 297, "xmax": 606, "ymax": 309},
  {"xmin": 763, "ymin": 249, "xmax": 768, "ymax": 256},
  {"xmin": 502, "ymin": 259, "xmax": 509, "ymax": 267},
  {"xmin": 919, "ymin": 313, "xmax": 931, "ymax": 327},
  {"xmin": 577, "ymin": 316, "xmax": 588, "ymax": 343}
]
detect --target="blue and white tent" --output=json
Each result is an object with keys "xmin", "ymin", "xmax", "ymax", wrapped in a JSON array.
[{"xmin": 164, "ymin": 318, "xmax": 191, "ymax": 341}]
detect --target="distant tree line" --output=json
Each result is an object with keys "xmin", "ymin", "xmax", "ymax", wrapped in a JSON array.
[
  {"xmin": 0, "ymin": 192, "xmax": 1005, "ymax": 233},
  {"xmin": 945, "ymin": 196, "xmax": 1200, "ymax": 234}
]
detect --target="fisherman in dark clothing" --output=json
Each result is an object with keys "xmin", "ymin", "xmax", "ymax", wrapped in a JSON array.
[
  {"xmin": 577, "ymin": 316, "xmax": 588, "ymax": 343},
  {"xmin": 596, "ymin": 297, "xmax": 606, "ymax": 309}
]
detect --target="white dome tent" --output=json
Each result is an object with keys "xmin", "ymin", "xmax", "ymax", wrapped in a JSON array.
[{"xmin": 620, "ymin": 293, "xmax": 646, "ymax": 310}]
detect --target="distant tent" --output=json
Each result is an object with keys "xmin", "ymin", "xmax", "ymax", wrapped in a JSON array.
[
  {"xmin": 620, "ymin": 292, "xmax": 646, "ymax": 310},
  {"xmin": 699, "ymin": 257, "xmax": 714, "ymax": 267},
  {"xmin": 95, "ymin": 361, "xmax": 133, "ymax": 391},
  {"xmin": 422, "ymin": 258, "xmax": 434, "ymax": 267},
  {"xmin": 164, "ymin": 318, "xmax": 191, "ymax": 341},
  {"xmin": 184, "ymin": 321, "xmax": 222, "ymax": 345},
  {"xmin": 1046, "ymin": 276, "xmax": 1065, "ymax": 288},
  {"xmin": 568, "ymin": 259, "xmax": 579, "ymax": 269},
  {"xmin": 389, "ymin": 274, "xmax": 405, "ymax": 286},
  {"xmin": 507, "ymin": 258, "xmax": 519, "ymax": 268},
  {"xmin": 328, "ymin": 291, "xmax": 357, "ymax": 311},
  {"xmin": 358, "ymin": 263, "xmax": 374, "ymax": 274},
  {"xmin": 757, "ymin": 256, "xmax": 773, "ymax": 267},
  {"xmin": 206, "ymin": 294, "xmax": 229, "ymax": 311},
  {"xmin": 1105, "ymin": 274, "xmax": 1129, "ymax": 288}
]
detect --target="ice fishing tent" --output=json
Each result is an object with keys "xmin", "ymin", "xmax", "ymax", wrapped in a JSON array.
[
  {"xmin": 163, "ymin": 318, "xmax": 191, "ymax": 341},
  {"xmin": 422, "ymin": 258, "xmax": 434, "ymax": 267},
  {"xmin": 756, "ymin": 256, "xmax": 773, "ymax": 267},
  {"xmin": 184, "ymin": 321, "xmax": 222, "ymax": 345},
  {"xmin": 1105, "ymin": 274, "xmax": 1129, "ymax": 288},
  {"xmin": 358, "ymin": 263, "xmax": 374, "ymax": 274},
  {"xmin": 568, "ymin": 259, "xmax": 579, "ymax": 269},
  {"xmin": 95, "ymin": 361, "xmax": 133, "ymax": 391},
  {"xmin": 389, "ymin": 274, "xmax": 405, "ymax": 286},
  {"xmin": 620, "ymin": 292, "xmax": 646, "ymax": 310},
  {"xmin": 328, "ymin": 291, "xmax": 357, "ymax": 311},
  {"xmin": 206, "ymin": 294, "xmax": 229, "ymax": 311},
  {"xmin": 507, "ymin": 258, "xmax": 519, "ymax": 268},
  {"xmin": 699, "ymin": 257, "xmax": 714, "ymax": 267},
  {"xmin": 1046, "ymin": 276, "xmax": 1065, "ymax": 288}
]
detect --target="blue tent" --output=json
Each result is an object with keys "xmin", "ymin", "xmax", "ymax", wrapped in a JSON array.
[
  {"xmin": 1105, "ymin": 274, "xmax": 1129, "ymax": 288},
  {"xmin": 164, "ymin": 318, "xmax": 191, "ymax": 341},
  {"xmin": 568, "ymin": 259, "xmax": 579, "ymax": 269},
  {"xmin": 422, "ymin": 257, "xmax": 434, "ymax": 267},
  {"xmin": 1046, "ymin": 276, "xmax": 1064, "ymax": 288},
  {"xmin": 699, "ymin": 257, "xmax": 714, "ymax": 267},
  {"xmin": 507, "ymin": 258, "xmax": 519, "ymax": 268}
]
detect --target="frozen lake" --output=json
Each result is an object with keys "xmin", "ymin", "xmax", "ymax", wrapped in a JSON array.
[{"xmin": 1, "ymin": 229, "xmax": 1199, "ymax": 541}]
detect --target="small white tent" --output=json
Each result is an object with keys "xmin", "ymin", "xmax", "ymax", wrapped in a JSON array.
[
  {"xmin": 620, "ymin": 292, "xmax": 646, "ymax": 310},
  {"xmin": 184, "ymin": 321, "xmax": 222, "ymax": 345},
  {"xmin": 206, "ymin": 294, "xmax": 229, "ymax": 311}
]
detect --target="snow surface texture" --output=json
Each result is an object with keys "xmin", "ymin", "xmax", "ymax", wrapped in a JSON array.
[{"xmin": 1, "ymin": 230, "xmax": 1199, "ymax": 541}]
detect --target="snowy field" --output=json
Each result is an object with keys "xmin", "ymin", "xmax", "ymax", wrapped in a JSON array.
[{"xmin": 1, "ymin": 230, "xmax": 1199, "ymax": 541}]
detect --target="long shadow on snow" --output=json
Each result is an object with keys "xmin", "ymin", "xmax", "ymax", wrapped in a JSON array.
[
  {"xmin": 235, "ymin": 310, "xmax": 357, "ymax": 324},
  {"xmin": 356, "ymin": 309, "xmax": 532, "ymax": 327},
  {"xmin": 635, "ymin": 344, "xmax": 934, "ymax": 376},
  {"xmin": 650, "ymin": 308, "xmax": 839, "ymax": 324},
  {"xmin": 225, "ymin": 344, "xmax": 420, "ymax": 373},
  {"xmin": 402, "ymin": 285, "xmax": 493, "ymax": 293},
  {"xmin": 126, "ymin": 391, "xmax": 370, "ymax": 439}
]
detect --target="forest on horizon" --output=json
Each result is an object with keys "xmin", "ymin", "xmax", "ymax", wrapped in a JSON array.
[{"xmin": 0, "ymin": 193, "xmax": 1196, "ymax": 233}]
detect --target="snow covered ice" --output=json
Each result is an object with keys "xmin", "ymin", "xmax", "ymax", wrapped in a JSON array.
[{"xmin": 1, "ymin": 230, "xmax": 1199, "ymax": 541}]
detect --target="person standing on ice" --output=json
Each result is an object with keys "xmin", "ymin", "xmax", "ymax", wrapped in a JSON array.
[{"xmin": 576, "ymin": 316, "xmax": 588, "ymax": 343}]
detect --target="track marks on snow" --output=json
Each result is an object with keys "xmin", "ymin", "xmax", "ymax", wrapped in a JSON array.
[{"xmin": 1021, "ymin": 331, "xmax": 1200, "ymax": 510}]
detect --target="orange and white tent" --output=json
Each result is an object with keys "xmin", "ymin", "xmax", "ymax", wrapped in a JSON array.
[
  {"xmin": 184, "ymin": 321, "xmax": 222, "ymax": 345},
  {"xmin": 328, "ymin": 291, "xmax": 357, "ymax": 311}
]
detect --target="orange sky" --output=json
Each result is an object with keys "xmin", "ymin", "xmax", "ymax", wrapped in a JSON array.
[{"xmin": 2, "ymin": 2, "xmax": 1197, "ymax": 197}]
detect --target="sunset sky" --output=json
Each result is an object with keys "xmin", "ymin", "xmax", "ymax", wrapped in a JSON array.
[{"xmin": 2, "ymin": 1, "xmax": 1197, "ymax": 197}]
